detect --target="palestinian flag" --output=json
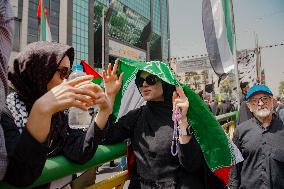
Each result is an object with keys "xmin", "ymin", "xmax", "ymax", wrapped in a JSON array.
[
  {"xmin": 37, "ymin": 0, "xmax": 52, "ymax": 42},
  {"xmin": 202, "ymin": 0, "xmax": 235, "ymax": 76},
  {"xmin": 81, "ymin": 60, "xmax": 103, "ymax": 85},
  {"xmin": 114, "ymin": 58, "xmax": 243, "ymax": 184}
]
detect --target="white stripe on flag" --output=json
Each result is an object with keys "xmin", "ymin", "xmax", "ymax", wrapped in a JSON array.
[
  {"xmin": 116, "ymin": 79, "xmax": 145, "ymax": 120},
  {"xmin": 210, "ymin": 0, "xmax": 234, "ymax": 73},
  {"xmin": 45, "ymin": 19, "xmax": 52, "ymax": 42}
]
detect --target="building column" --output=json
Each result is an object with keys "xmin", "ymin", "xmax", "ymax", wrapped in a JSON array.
[
  {"xmin": 59, "ymin": 0, "xmax": 68, "ymax": 44},
  {"xmin": 66, "ymin": 0, "xmax": 73, "ymax": 46},
  {"xmin": 88, "ymin": 0, "xmax": 94, "ymax": 67},
  {"xmin": 20, "ymin": 0, "xmax": 29, "ymax": 50},
  {"xmin": 166, "ymin": 0, "xmax": 170, "ymax": 62}
]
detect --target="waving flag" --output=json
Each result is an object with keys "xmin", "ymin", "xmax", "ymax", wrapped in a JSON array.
[
  {"xmin": 37, "ymin": 0, "xmax": 52, "ymax": 42},
  {"xmin": 114, "ymin": 58, "xmax": 243, "ymax": 184},
  {"xmin": 81, "ymin": 60, "xmax": 103, "ymax": 85},
  {"xmin": 202, "ymin": 0, "xmax": 235, "ymax": 76}
]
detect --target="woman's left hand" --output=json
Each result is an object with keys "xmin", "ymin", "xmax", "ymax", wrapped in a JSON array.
[
  {"xmin": 173, "ymin": 86, "xmax": 192, "ymax": 144},
  {"xmin": 74, "ymin": 81, "xmax": 113, "ymax": 114},
  {"xmin": 102, "ymin": 59, "xmax": 124, "ymax": 97},
  {"xmin": 172, "ymin": 86, "xmax": 189, "ymax": 124}
]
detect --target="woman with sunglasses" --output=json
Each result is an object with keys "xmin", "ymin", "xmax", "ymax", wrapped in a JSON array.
[
  {"xmin": 93, "ymin": 64, "xmax": 224, "ymax": 189},
  {"xmin": 2, "ymin": 41, "xmax": 111, "ymax": 187}
]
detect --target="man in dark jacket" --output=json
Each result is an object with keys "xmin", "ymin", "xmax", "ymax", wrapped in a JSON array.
[
  {"xmin": 237, "ymin": 82, "xmax": 253, "ymax": 125},
  {"xmin": 229, "ymin": 84, "xmax": 284, "ymax": 189},
  {"xmin": 240, "ymin": 81, "xmax": 249, "ymax": 103}
]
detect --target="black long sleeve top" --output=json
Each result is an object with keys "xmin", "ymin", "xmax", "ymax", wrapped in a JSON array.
[
  {"xmin": 94, "ymin": 102, "xmax": 224, "ymax": 189},
  {"xmin": 229, "ymin": 116, "xmax": 284, "ymax": 189},
  {"xmin": 1, "ymin": 107, "xmax": 104, "ymax": 187}
]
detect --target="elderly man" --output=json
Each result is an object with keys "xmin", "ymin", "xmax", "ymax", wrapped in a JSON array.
[{"xmin": 229, "ymin": 84, "xmax": 284, "ymax": 189}]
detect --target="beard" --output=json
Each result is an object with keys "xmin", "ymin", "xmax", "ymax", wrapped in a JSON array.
[{"xmin": 254, "ymin": 108, "xmax": 271, "ymax": 118}]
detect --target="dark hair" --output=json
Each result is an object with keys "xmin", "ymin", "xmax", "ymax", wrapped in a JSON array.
[
  {"xmin": 198, "ymin": 91, "xmax": 204, "ymax": 99},
  {"xmin": 240, "ymin": 82, "xmax": 249, "ymax": 90}
]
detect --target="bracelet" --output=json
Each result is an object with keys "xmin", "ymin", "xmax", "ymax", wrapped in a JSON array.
[{"xmin": 178, "ymin": 123, "xmax": 193, "ymax": 136}]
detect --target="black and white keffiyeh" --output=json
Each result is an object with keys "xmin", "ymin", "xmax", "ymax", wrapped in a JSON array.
[{"xmin": 6, "ymin": 92, "xmax": 28, "ymax": 133}]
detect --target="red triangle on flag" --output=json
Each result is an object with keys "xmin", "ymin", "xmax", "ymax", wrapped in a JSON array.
[
  {"xmin": 81, "ymin": 60, "xmax": 102, "ymax": 79},
  {"xmin": 37, "ymin": 0, "xmax": 42, "ymax": 18}
]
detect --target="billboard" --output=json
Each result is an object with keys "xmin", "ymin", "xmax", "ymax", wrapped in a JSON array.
[
  {"xmin": 109, "ymin": 39, "xmax": 146, "ymax": 62},
  {"xmin": 237, "ymin": 49, "xmax": 258, "ymax": 86},
  {"xmin": 176, "ymin": 57, "xmax": 211, "ymax": 73}
]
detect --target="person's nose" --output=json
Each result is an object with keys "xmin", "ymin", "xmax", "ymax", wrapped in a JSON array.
[
  {"xmin": 142, "ymin": 80, "xmax": 148, "ymax": 87},
  {"xmin": 258, "ymin": 99, "xmax": 264, "ymax": 106}
]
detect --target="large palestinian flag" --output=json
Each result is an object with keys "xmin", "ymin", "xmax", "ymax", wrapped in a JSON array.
[
  {"xmin": 113, "ymin": 58, "xmax": 243, "ymax": 184},
  {"xmin": 202, "ymin": 0, "xmax": 235, "ymax": 76}
]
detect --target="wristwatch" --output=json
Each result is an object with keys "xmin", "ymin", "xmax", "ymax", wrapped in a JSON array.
[{"xmin": 178, "ymin": 123, "xmax": 193, "ymax": 136}]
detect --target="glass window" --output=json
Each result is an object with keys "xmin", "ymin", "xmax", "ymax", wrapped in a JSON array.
[
  {"xmin": 13, "ymin": 19, "xmax": 21, "ymax": 51},
  {"xmin": 72, "ymin": 1, "xmax": 89, "ymax": 64}
]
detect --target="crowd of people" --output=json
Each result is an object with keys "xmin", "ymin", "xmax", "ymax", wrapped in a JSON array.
[
  {"xmin": 1, "ymin": 1, "xmax": 284, "ymax": 189},
  {"xmin": 198, "ymin": 92, "xmax": 236, "ymax": 117}
]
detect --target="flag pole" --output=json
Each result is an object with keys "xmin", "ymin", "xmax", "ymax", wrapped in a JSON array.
[
  {"xmin": 102, "ymin": 7, "xmax": 105, "ymax": 70},
  {"xmin": 230, "ymin": 0, "xmax": 241, "ymax": 109}
]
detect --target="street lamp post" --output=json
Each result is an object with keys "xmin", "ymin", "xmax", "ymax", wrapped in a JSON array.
[
  {"xmin": 102, "ymin": 7, "xmax": 105, "ymax": 70},
  {"xmin": 101, "ymin": 0, "xmax": 117, "ymax": 70}
]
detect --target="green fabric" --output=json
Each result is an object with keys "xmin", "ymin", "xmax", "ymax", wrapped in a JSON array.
[
  {"xmin": 0, "ymin": 143, "xmax": 126, "ymax": 189},
  {"xmin": 40, "ymin": 1, "xmax": 46, "ymax": 41},
  {"xmin": 92, "ymin": 78, "xmax": 102, "ymax": 85},
  {"xmin": 222, "ymin": 0, "xmax": 234, "ymax": 53},
  {"xmin": 115, "ymin": 58, "xmax": 234, "ymax": 171}
]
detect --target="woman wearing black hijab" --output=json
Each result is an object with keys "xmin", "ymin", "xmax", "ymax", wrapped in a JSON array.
[
  {"xmin": 93, "ymin": 65, "xmax": 223, "ymax": 189},
  {"xmin": 2, "ymin": 41, "xmax": 111, "ymax": 186}
]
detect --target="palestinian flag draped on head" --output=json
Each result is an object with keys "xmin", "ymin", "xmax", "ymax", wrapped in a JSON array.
[{"xmin": 113, "ymin": 58, "xmax": 243, "ymax": 184}]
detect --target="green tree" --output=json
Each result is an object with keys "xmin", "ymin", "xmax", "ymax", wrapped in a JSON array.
[{"xmin": 220, "ymin": 77, "xmax": 234, "ymax": 99}]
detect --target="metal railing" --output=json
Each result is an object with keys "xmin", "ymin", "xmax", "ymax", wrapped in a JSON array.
[
  {"xmin": 0, "ymin": 111, "xmax": 238, "ymax": 189},
  {"xmin": 0, "ymin": 143, "xmax": 126, "ymax": 189}
]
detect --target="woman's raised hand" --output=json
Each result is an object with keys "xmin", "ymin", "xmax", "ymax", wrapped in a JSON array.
[
  {"xmin": 36, "ymin": 75, "xmax": 100, "ymax": 115},
  {"xmin": 29, "ymin": 75, "xmax": 105, "ymax": 143},
  {"xmin": 102, "ymin": 60, "xmax": 124, "ymax": 98},
  {"xmin": 172, "ymin": 86, "xmax": 192, "ymax": 144},
  {"xmin": 172, "ymin": 86, "xmax": 189, "ymax": 124}
]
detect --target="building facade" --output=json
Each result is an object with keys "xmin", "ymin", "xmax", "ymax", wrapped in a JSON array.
[
  {"xmin": 93, "ymin": 0, "xmax": 170, "ymax": 68},
  {"xmin": 10, "ymin": 0, "xmax": 170, "ymax": 68},
  {"xmin": 10, "ymin": 0, "xmax": 72, "ymax": 63}
]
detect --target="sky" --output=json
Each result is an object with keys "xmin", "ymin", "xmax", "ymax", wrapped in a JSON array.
[{"xmin": 169, "ymin": 0, "xmax": 284, "ymax": 95}]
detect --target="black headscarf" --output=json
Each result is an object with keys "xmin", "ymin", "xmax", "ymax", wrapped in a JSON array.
[
  {"xmin": 8, "ymin": 41, "xmax": 74, "ymax": 110},
  {"xmin": 131, "ymin": 71, "xmax": 178, "ymax": 180},
  {"xmin": 8, "ymin": 41, "xmax": 74, "ymax": 156}
]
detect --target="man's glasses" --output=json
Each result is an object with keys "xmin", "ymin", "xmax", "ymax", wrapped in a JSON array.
[
  {"xmin": 135, "ymin": 74, "xmax": 158, "ymax": 87},
  {"xmin": 57, "ymin": 67, "xmax": 72, "ymax": 80},
  {"xmin": 249, "ymin": 95, "xmax": 271, "ymax": 105}
]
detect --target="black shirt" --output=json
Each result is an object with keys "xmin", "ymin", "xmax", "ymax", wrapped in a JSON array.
[
  {"xmin": 229, "ymin": 116, "xmax": 284, "ymax": 189},
  {"xmin": 96, "ymin": 102, "xmax": 225, "ymax": 189}
]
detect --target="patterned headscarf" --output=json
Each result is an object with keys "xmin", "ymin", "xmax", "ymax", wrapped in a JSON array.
[
  {"xmin": 8, "ymin": 41, "xmax": 74, "ymax": 110},
  {"xmin": 7, "ymin": 41, "xmax": 74, "ymax": 156}
]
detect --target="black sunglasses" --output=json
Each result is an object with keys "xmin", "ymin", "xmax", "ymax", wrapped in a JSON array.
[
  {"xmin": 57, "ymin": 67, "xmax": 72, "ymax": 80},
  {"xmin": 136, "ymin": 74, "xmax": 158, "ymax": 87}
]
